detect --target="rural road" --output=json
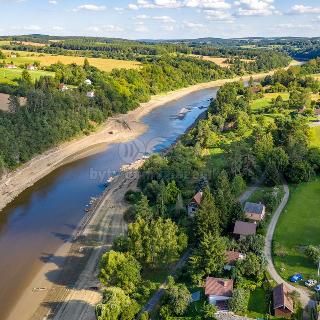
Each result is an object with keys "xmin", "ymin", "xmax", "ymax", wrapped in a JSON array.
[{"xmin": 264, "ymin": 183, "xmax": 314, "ymax": 313}]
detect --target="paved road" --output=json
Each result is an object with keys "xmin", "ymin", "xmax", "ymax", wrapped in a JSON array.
[{"xmin": 264, "ymin": 183, "xmax": 314, "ymax": 314}]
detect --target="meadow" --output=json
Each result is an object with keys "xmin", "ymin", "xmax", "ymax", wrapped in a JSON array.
[
  {"xmin": 273, "ymin": 177, "xmax": 320, "ymax": 282},
  {"xmin": 2, "ymin": 50, "xmax": 141, "ymax": 72},
  {"xmin": 0, "ymin": 68, "xmax": 54, "ymax": 85},
  {"xmin": 250, "ymin": 92, "xmax": 290, "ymax": 112}
]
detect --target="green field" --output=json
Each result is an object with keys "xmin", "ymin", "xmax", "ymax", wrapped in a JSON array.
[
  {"xmin": 247, "ymin": 288, "xmax": 269, "ymax": 318},
  {"xmin": 250, "ymin": 92, "xmax": 290, "ymax": 112},
  {"xmin": 310, "ymin": 126, "xmax": 320, "ymax": 148},
  {"xmin": 273, "ymin": 178, "xmax": 320, "ymax": 282},
  {"xmin": 0, "ymin": 68, "xmax": 54, "ymax": 85}
]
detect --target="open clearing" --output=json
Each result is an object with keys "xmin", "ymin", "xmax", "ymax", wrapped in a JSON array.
[
  {"xmin": 0, "ymin": 93, "xmax": 9, "ymax": 111},
  {"xmin": 192, "ymin": 55, "xmax": 254, "ymax": 67},
  {"xmin": 273, "ymin": 177, "xmax": 320, "ymax": 282},
  {"xmin": 250, "ymin": 92, "xmax": 290, "ymax": 112},
  {"xmin": 0, "ymin": 68, "xmax": 54, "ymax": 85},
  {"xmin": 310, "ymin": 126, "xmax": 320, "ymax": 148},
  {"xmin": 2, "ymin": 50, "xmax": 141, "ymax": 72}
]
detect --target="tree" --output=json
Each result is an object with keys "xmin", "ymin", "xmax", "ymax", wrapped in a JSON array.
[
  {"xmin": 235, "ymin": 252, "xmax": 265, "ymax": 279},
  {"xmin": 305, "ymin": 245, "xmax": 320, "ymax": 266},
  {"xmin": 165, "ymin": 276, "xmax": 191, "ymax": 316},
  {"xmin": 189, "ymin": 233, "xmax": 227, "ymax": 284},
  {"xmin": 240, "ymin": 234, "xmax": 265, "ymax": 255},
  {"xmin": 194, "ymin": 187, "xmax": 220, "ymax": 240},
  {"xmin": 8, "ymin": 95, "xmax": 20, "ymax": 113},
  {"xmin": 228, "ymin": 288, "xmax": 250, "ymax": 313},
  {"xmin": 135, "ymin": 195, "xmax": 153, "ymax": 221},
  {"xmin": 231, "ymin": 175, "xmax": 246, "ymax": 197},
  {"xmin": 95, "ymin": 287, "xmax": 140, "ymax": 320},
  {"xmin": 202, "ymin": 303, "xmax": 218, "ymax": 320},
  {"xmin": 21, "ymin": 70, "xmax": 32, "ymax": 83},
  {"xmin": 127, "ymin": 217, "xmax": 187, "ymax": 268},
  {"xmin": 99, "ymin": 251, "xmax": 141, "ymax": 293},
  {"xmin": 84, "ymin": 58, "xmax": 90, "ymax": 70}
]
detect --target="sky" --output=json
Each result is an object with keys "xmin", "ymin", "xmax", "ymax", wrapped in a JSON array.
[{"xmin": 1, "ymin": 0, "xmax": 320, "ymax": 39}]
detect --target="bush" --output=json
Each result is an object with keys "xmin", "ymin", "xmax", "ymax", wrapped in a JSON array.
[
  {"xmin": 124, "ymin": 190, "xmax": 142, "ymax": 204},
  {"xmin": 228, "ymin": 288, "xmax": 250, "ymax": 313}
]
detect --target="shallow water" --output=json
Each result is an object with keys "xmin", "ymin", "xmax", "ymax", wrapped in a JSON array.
[{"xmin": 0, "ymin": 87, "xmax": 218, "ymax": 319}]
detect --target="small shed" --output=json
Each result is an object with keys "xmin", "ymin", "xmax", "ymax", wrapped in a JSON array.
[
  {"xmin": 273, "ymin": 283, "xmax": 294, "ymax": 318},
  {"xmin": 187, "ymin": 191, "xmax": 203, "ymax": 216},
  {"xmin": 224, "ymin": 251, "xmax": 245, "ymax": 270},
  {"xmin": 233, "ymin": 221, "xmax": 257, "ymax": 240}
]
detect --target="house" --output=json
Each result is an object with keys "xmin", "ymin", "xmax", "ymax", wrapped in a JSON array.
[
  {"xmin": 27, "ymin": 65, "xmax": 36, "ymax": 71},
  {"xmin": 244, "ymin": 202, "xmax": 266, "ymax": 222},
  {"xmin": 233, "ymin": 221, "xmax": 257, "ymax": 240},
  {"xmin": 5, "ymin": 64, "xmax": 17, "ymax": 69},
  {"xmin": 187, "ymin": 191, "xmax": 203, "ymax": 216},
  {"xmin": 58, "ymin": 83, "xmax": 68, "ymax": 92},
  {"xmin": 86, "ymin": 91, "xmax": 95, "ymax": 98},
  {"xmin": 205, "ymin": 277, "xmax": 234, "ymax": 309},
  {"xmin": 273, "ymin": 283, "xmax": 294, "ymax": 318},
  {"xmin": 84, "ymin": 79, "xmax": 92, "ymax": 85},
  {"xmin": 224, "ymin": 251, "xmax": 245, "ymax": 270}
]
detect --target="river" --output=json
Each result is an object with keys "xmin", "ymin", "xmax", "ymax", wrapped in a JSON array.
[{"xmin": 0, "ymin": 87, "xmax": 218, "ymax": 319}]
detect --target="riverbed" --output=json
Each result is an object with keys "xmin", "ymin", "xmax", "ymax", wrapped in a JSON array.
[{"xmin": 0, "ymin": 86, "xmax": 218, "ymax": 320}]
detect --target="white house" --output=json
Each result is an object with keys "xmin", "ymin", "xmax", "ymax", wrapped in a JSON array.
[
  {"xmin": 27, "ymin": 65, "xmax": 36, "ymax": 71},
  {"xmin": 84, "ymin": 79, "xmax": 92, "ymax": 85},
  {"xmin": 205, "ymin": 277, "xmax": 234, "ymax": 309},
  {"xmin": 5, "ymin": 64, "xmax": 17, "ymax": 69}
]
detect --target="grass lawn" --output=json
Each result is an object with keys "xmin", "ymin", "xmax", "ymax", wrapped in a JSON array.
[
  {"xmin": 310, "ymin": 126, "xmax": 320, "ymax": 148},
  {"xmin": 247, "ymin": 288, "xmax": 270, "ymax": 318},
  {"xmin": 273, "ymin": 177, "xmax": 320, "ymax": 283},
  {"xmin": 2, "ymin": 50, "xmax": 141, "ymax": 72},
  {"xmin": 250, "ymin": 92, "xmax": 290, "ymax": 113},
  {"xmin": 0, "ymin": 68, "xmax": 54, "ymax": 85}
]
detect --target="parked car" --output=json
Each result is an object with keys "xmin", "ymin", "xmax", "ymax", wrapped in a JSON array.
[
  {"xmin": 315, "ymin": 285, "xmax": 320, "ymax": 292},
  {"xmin": 305, "ymin": 279, "xmax": 317, "ymax": 287},
  {"xmin": 290, "ymin": 274, "xmax": 303, "ymax": 283}
]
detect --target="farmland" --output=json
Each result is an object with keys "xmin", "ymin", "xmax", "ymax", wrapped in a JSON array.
[
  {"xmin": 1, "ymin": 50, "xmax": 141, "ymax": 72},
  {"xmin": 0, "ymin": 68, "xmax": 54, "ymax": 85}
]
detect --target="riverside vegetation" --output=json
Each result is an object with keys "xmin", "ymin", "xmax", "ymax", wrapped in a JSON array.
[
  {"xmin": 0, "ymin": 44, "xmax": 290, "ymax": 175},
  {"xmin": 96, "ymin": 59, "xmax": 320, "ymax": 320}
]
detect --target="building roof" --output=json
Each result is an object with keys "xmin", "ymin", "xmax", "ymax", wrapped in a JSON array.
[
  {"xmin": 244, "ymin": 202, "xmax": 265, "ymax": 215},
  {"xmin": 205, "ymin": 277, "xmax": 234, "ymax": 297},
  {"xmin": 192, "ymin": 191, "xmax": 203, "ymax": 206},
  {"xmin": 226, "ymin": 251, "xmax": 244, "ymax": 265},
  {"xmin": 233, "ymin": 221, "xmax": 257, "ymax": 236},
  {"xmin": 273, "ymin": 283, "xmax": 294, "ymax": 313}
]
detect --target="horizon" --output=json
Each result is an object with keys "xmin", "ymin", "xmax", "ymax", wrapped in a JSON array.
[{"xmin": 1, "ymin": 0, "xmax": 320, "ymax": 39}]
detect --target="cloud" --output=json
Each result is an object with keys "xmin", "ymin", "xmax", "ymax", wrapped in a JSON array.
[
  {"xmin": 73, "ymin": 4, "xmax": 106, "ymax": 12},
  {"xmin": 183, "ymin": 21, "xmax": 204, "ymax": 28},
  {"xmin": 87, "ymin": 25, "xmax": 123, "ymax": 32},
  {"xmin": 290, "ymin": 4, "xmax": 320, "ymax": 14},
  {"xmin": 49, "ymin": 0, "xmax": 58, "ymax": 4},
  {"xmin": 24, "ymin": 25, "xmax": 42, "ymax": 31},
  {"xmin": 204, "ymin": 9, "xmax": 234, "ymax": 22},
  {"xmin": 234, "ymin": 0, "xmax": 278, "ymax": 16},
  {"xmin": 128, "ymin": 0, "xmax": 230, "ymax": 10},
  {"xmin": 153, "ymin": 15, "xmax": 176, "ymax": 23},
  {"xmin": 52, "ymin": 26, "xmax": 64, "ymax": 31}
]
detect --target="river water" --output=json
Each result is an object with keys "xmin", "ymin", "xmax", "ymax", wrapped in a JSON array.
[{"xmin": 0, "ymin": 87, "xmax": 218, "ymax": 319}]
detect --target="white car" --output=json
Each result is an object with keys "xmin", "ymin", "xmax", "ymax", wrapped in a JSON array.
[{"xmin": 305, "ymin": 279, "xmax": 317, "ymax": 287}]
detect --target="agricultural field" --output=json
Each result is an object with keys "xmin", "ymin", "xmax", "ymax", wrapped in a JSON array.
[
  {"xmin": 1, "ymin": 50, "xmax": 141, "ymax": 72},
  {"xmin": 0, "ymin": 68, "xmax": 54, "ymax": 85},
  {"xmin": 273, "ymin": 177, "xmax": 320, "ymax": 282},
  {"xmin": 192, "ymin": 55, "xmax": 254, "ymax": 67}
]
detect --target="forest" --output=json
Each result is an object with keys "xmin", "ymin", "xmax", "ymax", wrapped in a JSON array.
[{"xmin": 95, "ymin": 60, "xmax": 320, "ymax": 319}]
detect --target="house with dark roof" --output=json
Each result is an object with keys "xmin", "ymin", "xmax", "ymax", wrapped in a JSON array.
[
  {"xmin": 205, "ymin": 277, "xmax": 234, "ymax": 309},
  {"xmin": 244, "ymin": 202, "xmax": 266, "ymax": 222},
  {"xmin": 224, "ymin": 251, "xmax": 246, "ymax": 270},
  {"xmin": 273, "ymin": 283, "xmax": 294, "ymax": 318},
  {"xmin": 233, "ymin": 221, "xmax": 257, "ymax": 240},
  {"xmin": 187, "ymin": 191, "xmax": 203, "ymax": 217}
]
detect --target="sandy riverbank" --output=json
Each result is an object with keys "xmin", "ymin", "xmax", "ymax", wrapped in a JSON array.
[{"xmin": 0, "ymin": 70, "xmax": 278, "ymax": 213}]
